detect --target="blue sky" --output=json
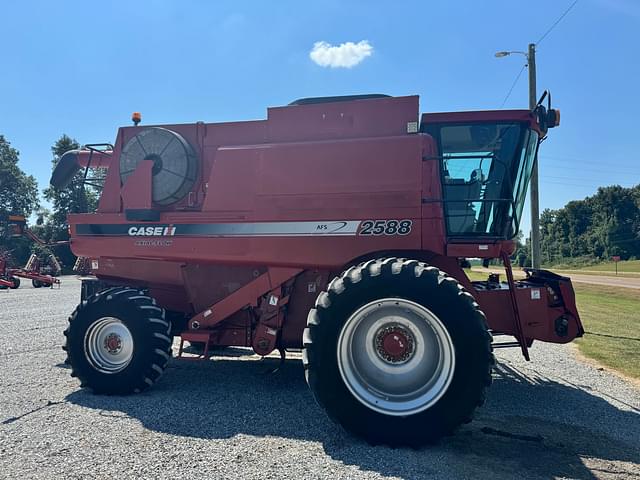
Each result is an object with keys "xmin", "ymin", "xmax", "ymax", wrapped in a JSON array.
[{"xmin": 1, "ymin": 0, "xmax": 638, "ymax": 234}]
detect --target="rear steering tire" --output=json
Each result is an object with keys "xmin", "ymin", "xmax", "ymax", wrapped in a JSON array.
[
  {"xmin": 303, "ymin": 258, "xmax": 494, "ymax": 446},
  {"xmin": 32, "ymin": 279, "xmax": 42, "ymax": 288},
  {"xmin": 63, "ymin": 287, "xmax": 173, "ymax": 394},
  {"xmin": 10, "ymin": 277, "xmax": 20, "ymax": 289}
]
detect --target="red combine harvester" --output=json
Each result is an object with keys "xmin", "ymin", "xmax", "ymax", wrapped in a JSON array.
[
  {"xmin": 0, "ymin": 215, "xmax": 62, "ymax": 289},
  {"xmin": 52, "ymin": 94, "xmax": 581, "ymax": 446}
]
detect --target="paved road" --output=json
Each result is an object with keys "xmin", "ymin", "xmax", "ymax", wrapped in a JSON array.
[
  {"xmin": 555, "ymin": 273, "xmax": 640, "ymax": 290},
  {"xmin": 472, "ymin": 267, "xmax": 640, "ymax": 290},
  {"xmin": 1, "ymin": 277, "xmax": 639, "ymax": 479}
]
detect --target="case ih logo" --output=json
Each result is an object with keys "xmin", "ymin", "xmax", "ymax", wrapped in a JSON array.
[{"xmin": 128, "ymin": 225, "xmax": 176, "ymax": 237}]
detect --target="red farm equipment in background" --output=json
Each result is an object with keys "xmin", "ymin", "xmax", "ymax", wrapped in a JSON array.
[
  {"xmin": 51, "ymin": 93, "xmax": 579, "ymax": 446},
  {"xmin": 0, "ymin": 253, "xmax": 19, "ymax": 289},
  {"xmin": 0, "ymin": 215, "xmax": 62, "ymax": 289}
]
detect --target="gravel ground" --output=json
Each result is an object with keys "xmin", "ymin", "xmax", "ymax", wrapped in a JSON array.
[{"xmin": 0, "ymin": 276, "xmax": 638, "ymax": 479}]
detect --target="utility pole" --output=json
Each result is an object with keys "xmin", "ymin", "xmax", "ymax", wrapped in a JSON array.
[
  {"xmin": 495, "ymin": 44, "xmax": 542, "ymax": 268},
  {"xmin": 527, "ymin": 43, "xmax": 541, "ymax": 269}
]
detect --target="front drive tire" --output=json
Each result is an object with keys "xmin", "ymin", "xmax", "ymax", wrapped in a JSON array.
[
  {"xmin": 303, "ymin": 258, "xmax": 494, "ymax": 446},
  {"xmin": 10, "ymin": 277, "xmax": 20, "ymax": 289},
  {"xmin": 63, "ymin": 287, "xmax": 173, "ymax": 395}
]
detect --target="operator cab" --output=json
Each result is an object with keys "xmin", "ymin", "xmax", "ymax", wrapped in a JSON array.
[{"xmin": 422, "ymin": 108, "xmax": 554, "ymax": 240}]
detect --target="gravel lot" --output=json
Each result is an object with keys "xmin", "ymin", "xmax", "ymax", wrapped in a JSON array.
[{"xmin": 1, "ymin": 276, "xmax": 638, "ymax": 479}]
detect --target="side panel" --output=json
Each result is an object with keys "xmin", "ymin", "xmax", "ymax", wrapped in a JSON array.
[
  {"xmin": 204, "ymin": 135, "xmax": 424, "ymax": 220},
  {"xmin": 70, "ymin": 135, "xmax": 428, "ymax": 271},
  {"xmin": 475, "ymin": 287, "xmax": 583, "ymax": 344}
]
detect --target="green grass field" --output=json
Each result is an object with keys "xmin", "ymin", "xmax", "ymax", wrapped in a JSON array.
[
  {"xmin": 573, "ymin": 283, "xmax": 640, "ymax": 379},
  {"xmin": 463, "ymin": 269, "xmax": 640, "ymax": 379},
  {"xmin": 580, "ymin": 259, "xmax": 640, "ymax": 272}
]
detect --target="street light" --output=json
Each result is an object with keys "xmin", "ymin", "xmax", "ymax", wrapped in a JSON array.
[
  {"xmin": 495, "ymin": 43, "xmax": 542, "ymax": 270},
  {"xmin": 494, "ymin": 51, "xmax": 527, "ymax": 58}
]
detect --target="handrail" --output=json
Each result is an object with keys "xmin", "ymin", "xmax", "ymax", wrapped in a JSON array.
[
  {"xmin": 80, "ymin": 143, "xmax": 113, "ymax": 192},
  {"xmin": 501, "ymin": 251, "xmax": 530, "ymax": 360}
]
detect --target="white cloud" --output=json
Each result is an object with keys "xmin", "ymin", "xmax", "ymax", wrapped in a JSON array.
[{"xmin": 309, "ymin": 40, "xmax": 373, "ymax": 68}]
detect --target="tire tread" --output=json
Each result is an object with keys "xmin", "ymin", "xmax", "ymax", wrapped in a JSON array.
[
  {"xmin": 303, "ymin": 257, "xmax": 494, "ymax": 446},
  {"xmin": 64, "ymin": 286, "xmax": 172, "ymax": 395}
]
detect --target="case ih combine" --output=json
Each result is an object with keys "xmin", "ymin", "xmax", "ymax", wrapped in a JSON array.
[{"xmin": 51, "ymin": 94, "xmax": 582, "ymax": 446}]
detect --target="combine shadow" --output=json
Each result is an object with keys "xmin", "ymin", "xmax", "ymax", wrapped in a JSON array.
[{"xmin": 66, "ymin": 354, "xmax": 640, "ymax": 479}]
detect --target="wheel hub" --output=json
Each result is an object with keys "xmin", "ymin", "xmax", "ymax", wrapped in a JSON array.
[
  {"xmin": 84, "ymin": 317, "xmax": 134, "ymax": 374},
  {"xmin": 375, "ymin": 325, "xmax": 415, "ymax": 363},
  {"xmin": 337, "ymin": 298, "xmax": 456, "ymax": 416},
  {"xmin": 104, "ymin": 333, "xmax": 123, "ymax": 354}
]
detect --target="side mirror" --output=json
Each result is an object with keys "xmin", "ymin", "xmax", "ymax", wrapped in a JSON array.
[
  {"xmin": 534, "ymin": 105, "xmax": 560, "ymax": 134},
  {"xmin": 534, "ymin": 91, "xmax": 560, "ymax": 132},
  {"xmin": 546, "ymin": 108, "xmax": 560, "ymax": 128}
]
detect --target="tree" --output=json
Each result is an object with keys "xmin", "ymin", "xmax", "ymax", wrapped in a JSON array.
[
  {"xmin": 511, "ymin": 230, "xmax": 530, "ymax": 268},
  {"xmin": 538, "ymin": 184, "xmax": 640, "ymax": 265},
  {"xmin": 0, "ymin": 135, "xmax": 39, "ymax": 266},
  {"xmin": 0, "ymin": 135, "xmax": 39, "ymax": 218},
  {"xmin": 42, "ymin": 135, "xmax": 98, "ymax": 270}
]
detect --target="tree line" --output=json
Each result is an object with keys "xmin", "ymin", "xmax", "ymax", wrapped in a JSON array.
[{"xmin": 514, "ymin": 185, "xmax": 640, "ymax": 267}]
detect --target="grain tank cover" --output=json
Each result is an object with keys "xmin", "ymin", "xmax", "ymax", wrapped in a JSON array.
[{"xmin": 119, "ymin": 127, "xmax": 198, "ymax": 206}]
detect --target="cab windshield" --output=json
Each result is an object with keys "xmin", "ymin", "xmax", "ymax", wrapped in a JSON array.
[{"xmin": 427, "ymin": 122, "xmax": 539, "ymax": 238}]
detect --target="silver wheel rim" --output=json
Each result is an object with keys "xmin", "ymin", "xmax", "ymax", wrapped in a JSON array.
[
  {"xmin": 337, "ymin": 298, "xmax": 455, "ymax": 416},
  {"xmin": 84, "ymin": 317, "xmax": 134, "ymax": 373}
]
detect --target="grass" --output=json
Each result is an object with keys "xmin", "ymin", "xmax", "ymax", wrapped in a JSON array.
[
  {"xmin": 464, "ymin": 268, "xmax": 491, "ymax": 281},
  {"xmin": 462, "ymin": 269, "xmax": 640, "ymax": 379},
  {"xmin": 573, "ymin": 283, "xmax": 640, "ymax": 379},
  {"xmin": 578, "ymin": 259, "xmax": 640, "ymax": 272}
]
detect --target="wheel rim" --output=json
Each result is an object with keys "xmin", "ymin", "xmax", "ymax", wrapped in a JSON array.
[
  {"xmin": 337, "ymin": 298, "xmax": 455, "ymax": 416},
  {"xmin": 84, "ymin": 317, "xmax": 134, "ymax": 373}
]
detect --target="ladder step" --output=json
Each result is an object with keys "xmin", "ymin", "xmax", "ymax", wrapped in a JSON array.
[
  {"xmin": 180, "ymin": 331, "xmax": 213, "ymax": 343},
  {"xmin": 178, "ymin": 332, "xmax": 213, "ymax": 360},
  {"xmin": 488, "ymin": 331, "xmax": 509, "ymax": 336},
  {"xmin": 492, "ymin": 341, "xmax": 522, "ymax": 349}
]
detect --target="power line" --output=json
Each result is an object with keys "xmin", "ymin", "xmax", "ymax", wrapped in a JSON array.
[
  {"xmin": 536, "ymin": 0, "xmax": 580, "ymax": 45},
  {"xmin": 540, "ymin": 180, "xmax": 604, "ymax": 188},
  {"xmin": 539, "ymin": 156, "xmax": 640, "ymax": 173},
  {"xmin": 542, "ymin": 174, "xmax": 633, "ymax": 182},
  {"xmin": 541, "ymin": 157, "xmax": 639, "ymax": 169},
  {"xmin": 500, "ymin": 64, "xmax": 527, "ymax": 108},
  {"xmin": 541, "ymin": 166, "xmax": 640, "ymax": 177},
  {"xmin": 540, "ymin": 153, "xmax": 626, "ymax": 163},
  {"xmin": 539, "ymin": 153, "xmax": 591, "ymax": 161},
  {"xmin": 540, "ymin": 175, "xmax": 639, "ymax": 188},
  {"xmin": 497, "ymin": 1, "xmax": 579, "ymax": 108}
]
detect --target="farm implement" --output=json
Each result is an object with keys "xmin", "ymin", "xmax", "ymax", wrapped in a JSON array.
[{"xmin": 0, "ymin": 215, "xmax": 62, "ymax": 289}]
